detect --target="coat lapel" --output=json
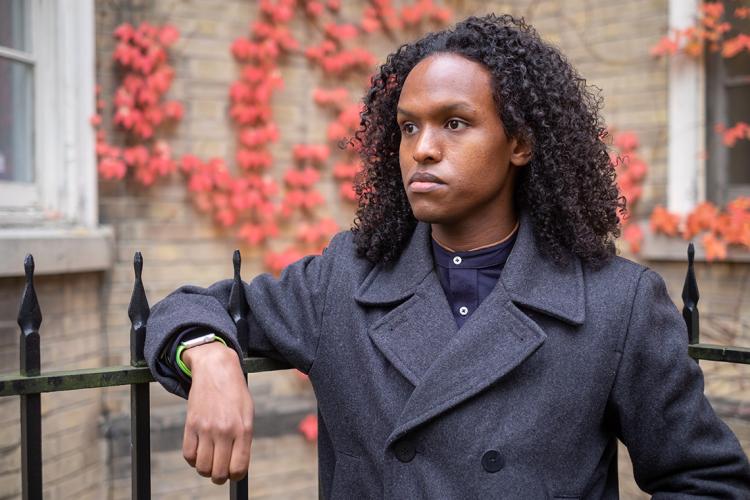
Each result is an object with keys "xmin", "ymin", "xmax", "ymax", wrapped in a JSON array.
[
  {"xmin": 355, "ymin": 212, "xmax": 587, "ymax": 446},
  {"xmin": 356, "ymin": 223, "xmax": 458, "ymax": 386}
]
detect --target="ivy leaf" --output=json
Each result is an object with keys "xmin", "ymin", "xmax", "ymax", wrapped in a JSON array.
[{"xmin": 650, "ymin": 205, "xmax": 681, "ymax": 237}]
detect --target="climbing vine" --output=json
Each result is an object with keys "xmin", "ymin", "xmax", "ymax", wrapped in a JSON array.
[
  {"xmin": 611, "ymin": 130, "xmax": 648, "ymax": 254},
  {"xmin": 94, "ymin": 0, "xmax": 454, "ymax": 442},
  {"xmin": 95, "ymin": 0, "xmax": 453, "ymax": 274}
]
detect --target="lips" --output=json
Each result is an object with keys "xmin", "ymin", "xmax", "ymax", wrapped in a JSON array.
[
  {"xmin": 409, "ymin": 171, "xmax": 444, "ymax": 184},
  {"xmin": 408, "ymin": 171, "xmax": 445, "ymax": 193}
]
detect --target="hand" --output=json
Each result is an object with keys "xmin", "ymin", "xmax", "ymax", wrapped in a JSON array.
[{"xmin": 181, "ymin": 342, "xmax": 254, "ymax": 484}]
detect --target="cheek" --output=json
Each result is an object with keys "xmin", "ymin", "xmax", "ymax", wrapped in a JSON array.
[{"xmin": 398, "ymin": 144, "xmax": 410, "ymax": 182}]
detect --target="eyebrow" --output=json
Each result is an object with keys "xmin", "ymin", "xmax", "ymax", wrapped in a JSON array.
[{"xmin": 396, "ymin": 102, "xmax": 477, "ymax": 118}]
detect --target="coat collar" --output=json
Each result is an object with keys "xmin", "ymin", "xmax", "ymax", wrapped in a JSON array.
[{"xmin": 354, "ymin": 211, "xmax": 586, "ymax": 326}]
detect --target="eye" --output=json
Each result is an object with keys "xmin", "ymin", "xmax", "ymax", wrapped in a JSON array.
[
  {"xmin": 446, "ymin": 119, "xmax": 467, "ymax": 131},
  {"xmin": 401, "ymin": 122, "xmax": 418, "ymax": 135}
]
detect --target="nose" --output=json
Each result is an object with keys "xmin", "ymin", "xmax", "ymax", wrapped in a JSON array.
[{"xmin": 412, "ymin": 127, "xmax": 442, "ymax": 164}]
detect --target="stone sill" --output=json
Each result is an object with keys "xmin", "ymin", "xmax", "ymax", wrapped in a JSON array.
[
  {"xmin": 0, "ymin": 226, "xmax": 114, "ymax": 277},
  {"xmin": 640, "ymin": 227, "xmax": 750, "ymax": 264}
]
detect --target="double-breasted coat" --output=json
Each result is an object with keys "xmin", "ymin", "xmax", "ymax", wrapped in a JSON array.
[{"xmin": 145, "ymin": 212, "xmax": 750, "ymax": 498}]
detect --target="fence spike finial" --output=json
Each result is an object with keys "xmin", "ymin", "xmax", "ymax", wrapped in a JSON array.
[
  {"xmin": 229, "ymin": 250, "xmax": 249, "ymax": 357},
  {"xmin": 18, "ymin": 254, "xmax": 42, "ymax": 376},
  {"xmin": 233, "ymin": 249, "xmax": 241, "ymax": 280},
  {"xmin": 17, "ymin": 254, "xmax": 43, "ymax": 500},
  {"xmin": 682, "ymin": 242, "xmax": 700, "ymax": 345},
  {"xmin": 128, "ymin": 251, "xmax": 150, "ymax": 366}
]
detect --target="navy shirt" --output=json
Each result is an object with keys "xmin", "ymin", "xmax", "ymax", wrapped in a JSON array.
[{"xmin": 431, "ymin": 227, "xmax": 517, "ymax": 329}]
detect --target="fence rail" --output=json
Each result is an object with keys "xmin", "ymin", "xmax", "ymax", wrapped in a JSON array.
[{"xmin": 1, "ymin": 243, "xmax": 748, "ymax": 499}]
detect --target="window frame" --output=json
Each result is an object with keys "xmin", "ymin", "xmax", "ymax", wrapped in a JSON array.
[
  {"xmin": 0, "ymin": 0, "xmax": 97, "ymax": 228},
  {"xmin": 666, "ymin": 0, "xmax": 704, "ymax": 215},
  {"xmin": 704, "ymin": 8, "xmax": 750, "ymax": 207}
]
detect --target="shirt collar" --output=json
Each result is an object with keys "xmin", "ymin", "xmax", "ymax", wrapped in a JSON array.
[
  {"xmin": 431, "ymin": 227, "xmax": 518, "ymax": 270},
  {"xmin": 353, "ymin": 210, "xmax": 586, "ymax": 326}
]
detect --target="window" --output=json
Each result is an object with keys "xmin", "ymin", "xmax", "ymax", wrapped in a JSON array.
[
  {"xmin": 0, "ymin": 0, "xmax": 97, "ymax": 227},
  {"xmin": 0, "ymin": 0, "xmax": 112, "ymax": 278},
  {"xmin": 0, "ymin": 0, "xmax": 34, "ymax": 202},
  {"xmin": 705, "ymin": 1, "xmax": 750, "ymax": 206}
]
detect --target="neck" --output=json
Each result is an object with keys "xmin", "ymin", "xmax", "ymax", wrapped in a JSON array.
[{"xmin": 431, "ymin": 209, "xmax": 518, "ymax": 252}]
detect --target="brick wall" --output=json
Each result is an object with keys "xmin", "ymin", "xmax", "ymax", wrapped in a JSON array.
[
  {"xmin": 4, "ymin": 0, "xmax": 749, "ymax": 498},
  {"xmin": 0, "ymin": 273, "xmax": 106, "ymax": 500}
]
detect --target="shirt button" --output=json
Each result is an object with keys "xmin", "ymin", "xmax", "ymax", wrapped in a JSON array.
[
  {"xmin": 481, "ymin": 450, "xmax": 504, "ymax": 473},
  {"xmin": 394, "ymin": 440, "xmax": 416, "ymax": 463},
  {"xmin": 453, "ymin": 256, "xmax": 462, "ymax": 265},
  {"xmin": 459, "ymin": 306, "xmax": 469, "ymax": 316}
]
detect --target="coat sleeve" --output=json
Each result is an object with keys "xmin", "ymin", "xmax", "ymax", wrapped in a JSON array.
[
  {"xmin": 144, "ymin": 231, "xmax": 349, "ymax": 399},
  {"xmin": 608, "ymin": 268, "xmax": 750, "ymax": 496}
]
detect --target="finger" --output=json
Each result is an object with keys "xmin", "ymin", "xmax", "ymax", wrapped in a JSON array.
[
  {"xmin": 228, "ymin": 425, "xmax": 253, "ymax": 481},
  {"xmin": 194, "ymin": 434, "xmax": 214, "ymax": 478},
  {"xmin": 182, "ymin": 425, "xmax": 198, "ymax": 468},
  {"xmin": 211, "ymin": 437, "xmax": 233, "ymax": 485}
]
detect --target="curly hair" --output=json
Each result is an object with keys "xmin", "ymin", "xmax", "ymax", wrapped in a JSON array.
[{"xmin": 352, "ymin": 13, "xmax": 624, "ymax": 267}]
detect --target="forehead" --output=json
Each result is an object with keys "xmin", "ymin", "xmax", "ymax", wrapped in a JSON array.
[{"xmin": 398, "ymin": 53, "xmax": 495, "ymax": 109}]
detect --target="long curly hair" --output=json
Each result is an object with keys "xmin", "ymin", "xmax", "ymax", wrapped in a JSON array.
[{"xmin": 352, "ymin": 14, "xmax": 624, "ymax": 266}]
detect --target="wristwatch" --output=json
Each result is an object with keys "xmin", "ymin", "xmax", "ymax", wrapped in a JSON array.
[{"xmin": 175, "ymin": 333, "xmax": 228, "ymax": 378}]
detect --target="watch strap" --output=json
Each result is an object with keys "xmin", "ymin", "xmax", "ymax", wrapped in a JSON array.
[{"xmin": 176, "ymin": 333, "xmax": 228, "ymax": 378}]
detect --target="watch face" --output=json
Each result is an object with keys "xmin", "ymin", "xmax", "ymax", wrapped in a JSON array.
[{"xmin": 182, "ymin": 333, "xmax": 216, "ymax": 348}]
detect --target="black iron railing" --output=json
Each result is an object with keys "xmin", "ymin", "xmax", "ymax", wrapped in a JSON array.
[
  {"xmin": 0, "ymin": 251, "xmax": 289, "ymax": 500},
  {"xmin": 1, "ymin": 243, "xmax": 749, "ymax": 499},
  {"xmin": 683, "ymin": 243, "xmax": 750, "ymax": 364}
]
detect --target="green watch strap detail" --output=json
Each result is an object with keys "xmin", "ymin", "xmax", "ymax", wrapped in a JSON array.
[{"xmin": 176, "ymin": 335, "xmax": 228, "ymax": 378}]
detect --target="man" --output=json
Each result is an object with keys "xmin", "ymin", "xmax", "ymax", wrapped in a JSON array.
[{"xmin": 146, "ymin": 14, "xmax": 750, "ymax": 498}]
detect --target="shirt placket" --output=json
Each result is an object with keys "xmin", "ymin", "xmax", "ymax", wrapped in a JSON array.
[{"xmin": 448, "ymin": 256, "xmax": 479, "ymax": 329}]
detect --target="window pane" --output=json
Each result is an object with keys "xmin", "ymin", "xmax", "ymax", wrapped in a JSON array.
[
  {"xmin": 725, "ymin": 14, "xmax": 750, "ymax": 79},
  {"xmin": 727, "ymin": 85, "xmax": 750, "ymax": 185},
  {"xmin": 0, "ymin": 57, "xmax": 33, "ymax": 182},
  {"xmin": 0, "ymin": 0, "xmax": 30, "ymax": 52}
]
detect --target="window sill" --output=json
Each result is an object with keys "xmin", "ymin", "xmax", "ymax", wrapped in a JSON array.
[
  {"xmin": 639, "ymin": 227, "xmax": 750, "ymax": 263},
  {"xmin": 0, "ymin": 226, "xmax": 114, "ymax": 277}
]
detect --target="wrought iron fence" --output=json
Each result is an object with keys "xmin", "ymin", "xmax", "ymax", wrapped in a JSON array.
[
  {"xmin": 0, "ymin": 243, "xmax": 748, "ymax": 500},
  {"xmin": 0, "ymin": 250, "xmax": 289, "ymax": 500}
]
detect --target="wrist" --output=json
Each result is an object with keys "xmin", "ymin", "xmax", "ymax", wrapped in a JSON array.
[{"xmin": 182, "ymin": 341, "xmax": 238, "ymax": 372}]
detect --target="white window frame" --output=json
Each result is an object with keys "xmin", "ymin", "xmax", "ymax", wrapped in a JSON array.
[
  {"xmin": 666, "ymin": 0, "xmax": 704, "ymax": 216},
  {"xmin": 0, "ymin": 0, "xmax": 113, "ymax": 277},
  {"xmin": 0, "ymin": 0, "xmax": 97, "ymax": 227}
]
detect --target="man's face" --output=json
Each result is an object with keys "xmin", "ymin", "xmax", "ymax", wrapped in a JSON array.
[{"xmin": 397, "ymin": 53, "xmax": 529, "ymax": 232}]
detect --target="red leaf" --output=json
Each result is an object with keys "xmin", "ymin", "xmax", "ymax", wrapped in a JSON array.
[
  {"xmin": 159, "ymin": 25, "xmax": 180, "ymax": 46},
  {"xmin": 306, "ymin": 1, "xmax": 324, "ymax": 17},
  {"xmin": 298, "ymin": 414, "xmax": 318, "ymax": 441},
  {"xmin": 98, "ymin": 157, "xmax": 127, "ymax": 179},
  {"xmin": 650, "ymin": 205, "xmax": 681, "ymax": 237},
  {"xmin": 614, "ymin": 131, "xmax": 639, "ymax": 152},
  {"xmin": 622, "ymin": 223, "xmax": 643, "ymax": 254},
  {"xmin": 339, "ymin": 182, "xmax": 357, "ymax": 201},
  {"xmin": 123, "ymin": 146, "xmax": 149, "ymax": 167},
  {"xmin": 114, "ymin": 23, "xmax": 135, "ymax": 42},
  {"xmin": 180, "ymin": 154, "xmax": 202, "ymax": 173},
  {"xmin": 703, "ymin": 233, "xmax": 727, "ymax": 261},
  {"xmin": 164, "ymin": 101, "xmax": 184, "ymax": 121},
  {"xmin": 650, "ymin": 36, "xmax": 679, "ymax": 57}
]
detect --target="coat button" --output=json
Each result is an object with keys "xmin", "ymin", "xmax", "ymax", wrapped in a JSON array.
[
  {"xmin": 394, "ymin": 440, "xmax": 416, "ymax": 463},
  {"xmin": 481, "ymin": 450, "xmax": 504, "ymax": 473}
]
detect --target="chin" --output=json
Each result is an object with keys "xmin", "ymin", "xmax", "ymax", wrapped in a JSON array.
[{"xmin": 409, "ymin": 205, "xmax": 449, "ymax": 224}]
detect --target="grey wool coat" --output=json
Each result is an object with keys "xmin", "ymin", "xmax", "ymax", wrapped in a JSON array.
[{"xmin": 145, "ymin": 212, "xmax": 750, "ymax": 499}]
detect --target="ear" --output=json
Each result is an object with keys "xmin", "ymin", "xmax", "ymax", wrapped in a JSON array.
[{"xmin": 509, "ymin": 136, "xmax": 532, "ymax": 167}]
